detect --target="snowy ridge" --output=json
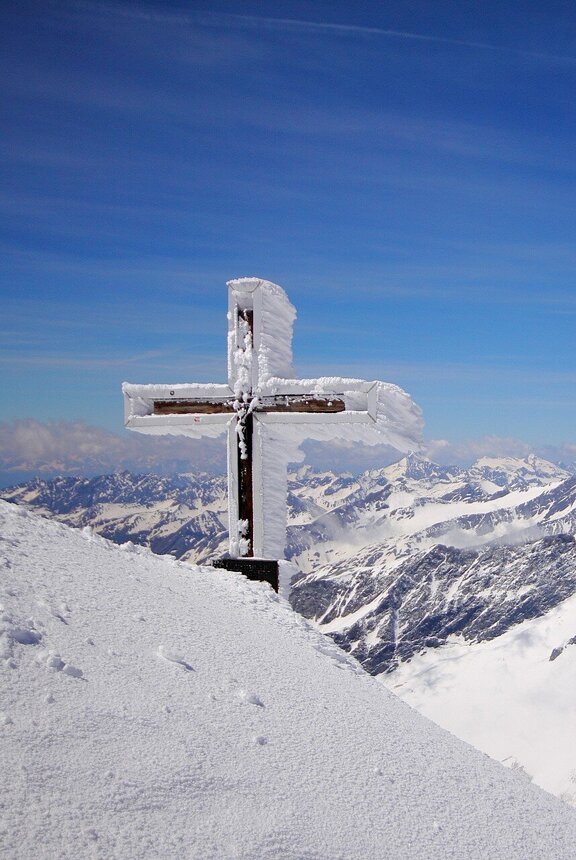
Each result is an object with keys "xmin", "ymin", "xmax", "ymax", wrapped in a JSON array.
[
  {"xmin": 3, "ymin": 457, "xmax": 576, "ymax": 812},
  {"xmin": 0, "ymin": 471, "xmax": 231, "ymax": 563},
  {"xmin": 4, "ymin": 453, "xmax": 576, "ymax": 816},
  {"xmin": 2, "ymin": 499, "xmax": 576, "ymax": 859}
]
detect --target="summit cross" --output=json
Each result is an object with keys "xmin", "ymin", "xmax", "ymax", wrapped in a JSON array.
[{"xmin": 123, "ymin": 278, "xmax": 422, "ymax": 591}]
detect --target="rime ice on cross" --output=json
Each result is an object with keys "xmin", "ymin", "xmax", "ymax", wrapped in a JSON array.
[{"xmin": 123, "ymin": 277, "xmax": 423, "ymax": 566}]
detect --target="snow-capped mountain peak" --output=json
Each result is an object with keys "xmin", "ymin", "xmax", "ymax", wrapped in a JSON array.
[
  {"xmin": 381, "ymin": 451, "xmax": 459, "ymax": 483},
  {"xmin": 470, "ymin": 454, "xmax": 570, "ymax": 487}
]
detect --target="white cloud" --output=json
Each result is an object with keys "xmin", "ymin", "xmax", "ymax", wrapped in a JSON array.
[
  {"xmin": 213, "ymin": 12, "xmax": 576, "ymax": 67},
  {"xmin": 425, "ymin": 436, "xmax": 576, "ymax": 467},
  {"xmin": 0, "ymin": 420, "xmax": 226, "ymax": 481},
  {"xmin": 1, "ymin": 421, "xmax": 574, "ymax": 486},
  {"xmin": 423, "ymin": 436, "xmax": 532, "ymax": 464}
]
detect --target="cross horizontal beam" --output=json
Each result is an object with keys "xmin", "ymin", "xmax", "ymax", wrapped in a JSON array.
[
  {"xmin": 153, "ymin": 400, "xmax": 236, "ymax": 415},
  {"xmin": 152, "ymin": 396, "xmax": 346, "ymax": 416}
]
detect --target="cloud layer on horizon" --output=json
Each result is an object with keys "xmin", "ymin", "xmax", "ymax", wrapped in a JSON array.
[
  {"xmin": 0, "ymin": 419, "xmax": 226, "ymax": 481},
  {"xmin": 1, "ymin": 420, "xmax": 574, "ymax": 487}
]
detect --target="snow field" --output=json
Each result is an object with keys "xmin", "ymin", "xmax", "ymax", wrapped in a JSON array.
[
  {"xmin": 383, "ymin": 588, "xmax": 576, "ymax": 804},
  {"xmin": 2, "ymin": 500, "xmax": 576, "ymax": 859}
]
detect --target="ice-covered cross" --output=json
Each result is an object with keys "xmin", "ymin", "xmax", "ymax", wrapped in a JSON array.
[{"xmin": 123, "ymin": 278, "xmax": 422, "ymax": 585}]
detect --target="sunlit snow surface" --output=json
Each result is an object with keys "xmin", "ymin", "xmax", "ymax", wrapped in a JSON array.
[
  {"xmin": 2, "ymin": 501, "xmax": 576, "ymax": 859},
  {"xmin": 383, "ymin": 592, "xmax": 576, "ymax": 805}
]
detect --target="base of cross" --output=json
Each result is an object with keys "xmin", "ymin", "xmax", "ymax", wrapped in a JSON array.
[{"xmin": 212, "ymin": 558, "xmax": 279, "ymax": 592}]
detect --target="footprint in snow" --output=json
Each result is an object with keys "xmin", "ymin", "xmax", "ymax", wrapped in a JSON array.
[
  {"xmin": 36, "ymin": 649, "xmax": 84, "ymax": 679},
  {"xmin": 239, "ymin": 690, "xmax": 265, "ymax": 707},
  {"xmin": 36, "ymin": 598, "xmax": 69, "ymax": 625},
  {"xmin": 0, "ymin": 617, "xmax": 43, "ymax": 667},
  {"xmin": 11, "ymin": 627, "xmax": 42, "ymax": 646},
  {"xmin": 157, "ymin": 645, "xmax": 193, "ymax": 671},
  {"xmin": 62, "ymin": 664, "xmax": 84, "ymax": 678}
]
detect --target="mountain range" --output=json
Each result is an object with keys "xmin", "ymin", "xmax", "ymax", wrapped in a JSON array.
[{"xmin": 3, "ymin": 455, "xmax": 575, "ymax": 681}]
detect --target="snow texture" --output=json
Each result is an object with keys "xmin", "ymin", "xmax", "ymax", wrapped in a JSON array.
[{"xmin": 2, "ymin": 500, "xmax": 576, "ymax": 859}]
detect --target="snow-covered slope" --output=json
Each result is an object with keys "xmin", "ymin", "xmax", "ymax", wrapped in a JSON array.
[
  {"xmin": 1, "ymin": 471, "xmax": 230, "ymax": 563},
  {"xmin": 3, "ymin": 500, "xmax": 576, "ymax": 860},
  {"xmin": 382, "ymin": 590, "xmax": 576, "ymax": 805}
]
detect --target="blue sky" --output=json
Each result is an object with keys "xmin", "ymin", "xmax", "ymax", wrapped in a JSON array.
[{"xmin": 2, "ymin": 0, "xmax": 576, "ymax": 459}]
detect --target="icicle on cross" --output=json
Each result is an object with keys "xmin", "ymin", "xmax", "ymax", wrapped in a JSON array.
[{"xmin": 122, "ymin": 278, "xmax": 423, "ymax": 560}]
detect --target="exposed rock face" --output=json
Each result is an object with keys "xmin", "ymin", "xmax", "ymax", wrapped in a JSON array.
[
  {"xmin": 289, "ymin": 461, "xmax": 576, "ymax": 674},
  {"xmin": 293, "ymin": 534, "xmax": 576, "ymax": 674}
]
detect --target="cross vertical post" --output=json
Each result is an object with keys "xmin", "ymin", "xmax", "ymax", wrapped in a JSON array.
[{"xmin": 235, "ymin": 308, "xmax": 254, "ymax": 556}]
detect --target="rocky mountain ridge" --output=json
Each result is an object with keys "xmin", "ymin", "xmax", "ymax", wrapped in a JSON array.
[{"xmin": 3, "ymin": 454, "xmax": 575, "ymax": 677}]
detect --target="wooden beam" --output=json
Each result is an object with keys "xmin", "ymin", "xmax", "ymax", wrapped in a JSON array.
[
  {"xmin": 153, "ymin": 396, "xmax": 346, "ymax": 416},
  {"xmin": 238, "ymin": 306, "xmax": 254, "ymax": 557},
  {"xmin": 237, "ymin": 411, "xmax": 254, "ymax": 556},
  {"xmin": 153, "ymin": 400, "xmax": 235, "ymax": 415},
  {"xmin": 262, "ymin": 397, "xmax": 346, "ymax": 413}
]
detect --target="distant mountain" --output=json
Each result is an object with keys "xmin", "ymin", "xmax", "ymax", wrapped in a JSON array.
[
  {"xmin": 3, "ymin": 454, "xmax": 575, "ymax": 680},
  {"xmin": 293, "ymin": 532, "xmax": 576, "ymax": 673},
  {"xmin": 2, "ymin": 471, "xmax": 229, "ymax": 563},
  {"xmin": 290, "ymin": 456, "xmax": 576, "ymax": 672}
]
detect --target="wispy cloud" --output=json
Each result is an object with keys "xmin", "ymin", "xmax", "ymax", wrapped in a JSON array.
[
  {"xmin": 0, "ymin": 333, "xmax": 227, "ymax": 377},
  {"xmin": 298, "ymin": 359, "xmax": 576, "ymax": 388},
  {"xmin": 426, "ymin": 436, "xmax": 576, "ymax": 466},
  {"xmin": 57, "ymin": 2, "xmax": 576, "ymax": 67},
  {"xmin": 417, "ymin": 362, "xmax": 576, "ymax": 386},
  {"xmin": 0, "ymin": 350, "xmax": 167, "ymax": 369},
  {"xmin": 0, "ymin": 245, "xmax": 224, "ymax": 294},
  {"xmin": 295, "ymin": 270, "xmax": 576, "ymax": 309},
  {"xmin": 218, "ymin": 13, "xmax": 576, "ymax": 66}
]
